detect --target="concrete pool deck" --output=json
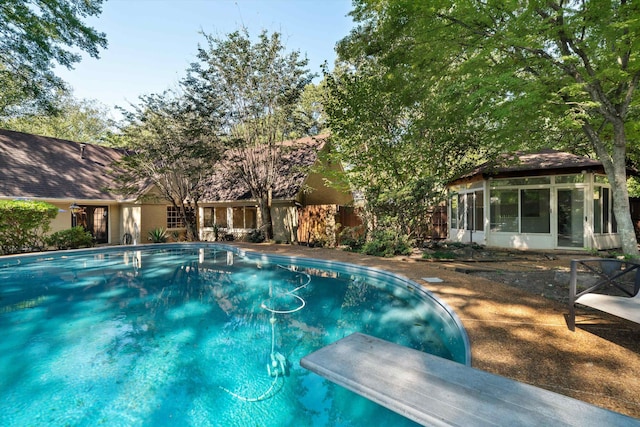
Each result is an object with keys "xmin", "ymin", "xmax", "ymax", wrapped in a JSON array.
[{"xmin": 232, "ymin": 242, "xmax": 640, "ymax": 420}]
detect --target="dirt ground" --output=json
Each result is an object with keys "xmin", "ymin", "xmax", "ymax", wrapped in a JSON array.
[
  {"xmin": 420, "ymin": 244, "xmax": 579, "ymax": 304},
  {"xmin": 231, "ymin": 242, "xmax": 640, "ymax": 420}
]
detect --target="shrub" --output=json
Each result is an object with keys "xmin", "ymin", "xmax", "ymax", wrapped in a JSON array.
[
  {"xmin": 248, "ymin": 229, "xmax": 266, "ymax": 243},
  {"xmin": 46, "ymin": 227, "xmax": 95, "ymax": 250},
  {"xmin": 0, "ymin": 200, "xmax": 58, "ymax": 254},
  {"xmin": 148, "ymin": 227, "xmax": 168, "ymax": 243},
  {"xmin": 361, "ymin": 231, "xmax": 412, "ymax": 258},
  {"xmin": 339, "ymin": 225, "xmax": 365, "ymax": 252}
]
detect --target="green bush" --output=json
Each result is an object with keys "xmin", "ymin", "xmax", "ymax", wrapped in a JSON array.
[
  {"xmin": 339, "ymin": 225, "xmax": 366, "ymax": 252},
  {"xmin": 46, "ymin": 227, "xmax": 95, "ymax": 250},
  {"xmin": 0, "ymin": 200, "xmax": 58, "ymax": 254},
  {"xmin": 361, "ymin": 231, "xmax": 412, "ymax": 258},
  {"xmin": 148, "ymin": 227, "xmax": 168, "ymax": 243},
  {"xmin": 248, "ymin": 229, "xmax": 265, "ymax": 243}
]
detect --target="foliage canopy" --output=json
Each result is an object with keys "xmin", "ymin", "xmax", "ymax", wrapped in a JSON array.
[
  {"xmin": 333, "ymin": 0, "xmax": 640, "ymax": 254},
  {"xmin": 113, "ymin": 91, "xmax": 223, "ymax": 241},
  {"xmin": 182, "ymin": 29, "xmax": 315, "ymax": 239},
  {"xmin": 0, "ymin": 91, "xmax": 114, "ymax": 144},
  {"xmin": 0, "ymin": 0, "xmax": 107, "ymax": 118}
]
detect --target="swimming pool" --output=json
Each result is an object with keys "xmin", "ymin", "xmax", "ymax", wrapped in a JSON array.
[{"xmin": 0, "ymin": 243, "xmax": 469, "ymax": 426}]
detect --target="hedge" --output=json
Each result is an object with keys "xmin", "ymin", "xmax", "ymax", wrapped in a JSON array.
[{"xmin": 0, "ymin": 200, "xmax": 58, "ymax": 254}]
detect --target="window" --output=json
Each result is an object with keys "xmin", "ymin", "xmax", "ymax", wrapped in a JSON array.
[
  {"xmin": 473, "ymin": 191, "xmax": 484, "ymax": 231},
  {"xmin": 203, "ymin": 208, "xmax": 214, "ymax": 227},
  {"xmin": 490, "ymin": 177, "xmax": 550, "ymax": 187},
  {"xmin": 490, "ymin": 188, "xmax": 551, "ymax": 234},
  {"xmin": 555, "ymin": 174, "xmax": 584, "ymax": 184},
  {"xmin": 450, "ymin": 195, "xmax": 458, "ymax": 229},
  {"xmin": 603, "ymin": 187, "xmax": 610, "ymax": 233},
  {"xmin": 203, "ymin": 207, "xmax": 228, "ymax": 228},
  {"xmin": 451, "ymin": 191, "xmax": 483, "ymax": 231},
  {"xmin": 594, "ymin": 186, "xmax": 616, "ymax": 234},
  {"xmin": 232, "ymin": 207, "xmax": 258, "ymax": 229},
  {"xmin": 520, "ymin": 189, "xmax": 550, "ymax": 233},
  {"xmin": 245, "ymin": 207, "xmax": 257, "ymax": 229},
  {"xmin": 463, "ymin": 192, "xmax": 484, "ymax": 231},
  {"xmin": 167, "ymin": 206, "xmax": 185, "ymax": 229},
  {"xmin": 490, "ymin": 190, "xmax": 518, "ymax": 232},
  {"xmin": 594, "ymin": 187, "xmax": 602, "ymax": 233},
  {"xmin": 215, "ymin": 207, "xmax": 228, "ymax": 228},
  {"xmin": 457, "ymin": 194, "xmax": 464, "ymax": 229}
]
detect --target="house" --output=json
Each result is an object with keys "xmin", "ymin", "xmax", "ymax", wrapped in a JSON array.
[
  {"xmin": 198, "ymin": 135, "xmax": 355, "ymax": 244},
  {"xmin": 0, "ymin": 129, "xmax": 128, "ymax": 244},
  {"xmin": 0, "ymin": 129, "xmax": 355, "ymax": 246},
  {"xmin": 446, "ymin": 149, "xmax": 620, "ymax": 251}
]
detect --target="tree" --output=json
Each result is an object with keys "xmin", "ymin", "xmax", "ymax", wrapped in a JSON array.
[
  {"xmin": 0, "ymin": 0, "xmax": 107, "ymax": 118},
  {"xmin": 323, "ymin": 57, "xmax": 487, "ymax": 239},
  {"xmin": 183, "ymin": 29, "xmax": 314, "ymax": 239},
  {"xmin": 340, "ymin": 0, "xmax": 640, "ymax": 255},
  {"xmin": 0, "ymin": 91, "xmax": 114, "ymax": 144},
  {"xmin": 113, "ymin": 91, "xmax": 223, "ymax": 241},
  {"xmin": 293, "ymin": 82, "xmax": 330, "ymax": 137}
]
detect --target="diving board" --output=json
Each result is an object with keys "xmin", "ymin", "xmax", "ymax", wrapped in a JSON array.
[{"xmin": 300, "ymin": 333, "xmax": 638, "ymax": 427}]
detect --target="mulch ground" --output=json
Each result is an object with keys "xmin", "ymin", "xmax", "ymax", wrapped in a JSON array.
[{"xmin": 232, "ymin": 242, "xmax": 640, "ymax": 419}]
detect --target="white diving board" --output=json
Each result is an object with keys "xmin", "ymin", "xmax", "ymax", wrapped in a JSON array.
[{"xmin": 300, "ymin": 333, "xmax": 639, "ymax": 427}]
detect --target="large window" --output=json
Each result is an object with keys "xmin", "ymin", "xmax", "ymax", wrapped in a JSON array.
[
  {"xmin": 490, "ymin": 189, "xmax": 550, "ymax": 233},
  {"xmin": 232, "ymin": 207, "xmax": 258, "ymax": 229},
  {"xmin": 490, "ymin": 190, "xmax": 518, "ymax": 232},
  {"xmin": 166, "ymin": 206, "xmax": 185, "ymax": 229},
  {"xmin": 463, "ymin": 191, "xmax": 484, "ymax": 231},
  {"xmin": 521, "ymin": 189, "xmax": 550, "ymax": 233},
  {"xmin": 215, "ymin": 207, "xmax": 228, "ymax": 227},
  {"xmin": 203, "ymin": 207, "xmax": 228, "ymax": 228},
  {"xmin": 450, "ymin": 191, "xmax": 483, "ymax": 231}
]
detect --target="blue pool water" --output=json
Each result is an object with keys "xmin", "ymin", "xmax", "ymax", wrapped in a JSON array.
[{"xmin": 0, "ymin": 244, "xmax": 469, "ymax": 426}]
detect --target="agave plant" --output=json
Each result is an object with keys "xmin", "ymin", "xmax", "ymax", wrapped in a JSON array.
[{"xmin": 148, "ymin": 227, "xmax": 168, "ymax": 243}]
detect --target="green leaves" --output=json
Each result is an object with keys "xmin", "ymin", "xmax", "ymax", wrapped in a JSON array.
[
  {"xmin": 0, "ymin": 0, "xmax": 107, "ymax": 118},
  {"xmin": 182, "ymin": 28, "xmax": 316, "ymax": 239},
  {"xmin": 0, "ymin": 199, "xmax": 58, "ymax": 254},
  {"xmin": 332, "ymin": 0, "xmax": 640, "ymax": 253},
  {"xmin": 0, "ymin": 91, "xmax": 114, "ymax": 144},
  {"xmin": 185, "ymin": 28, "xmax": 314, "ymax": 146}
]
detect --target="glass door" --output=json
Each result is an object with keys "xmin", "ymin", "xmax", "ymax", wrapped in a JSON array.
[
  {"xmin": 76, "ymin": 205, "xmax": 109, "ymax": 244},
  {"xmin": 556, "ymin": 188, "xmax": 584, "ymax": 248}
]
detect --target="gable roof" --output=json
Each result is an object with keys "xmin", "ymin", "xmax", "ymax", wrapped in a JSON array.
[
  {"xmin": 448, "ymin": 149, "xmax": 605, "ymax": 186},
  {"xmin": 201, "ymin": 134, "xmax": 327, "ymax": 203},
  {"xmin": 0, "ymin": 129, "xmax": 126, "ymax": 201}
]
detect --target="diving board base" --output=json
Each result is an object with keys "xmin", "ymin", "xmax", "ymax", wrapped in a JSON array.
[{"xmin": 300, "ymin": 333, "xmax": 638, "ymax": 427}]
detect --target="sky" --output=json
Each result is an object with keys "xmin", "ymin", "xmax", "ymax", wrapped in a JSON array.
[{"xmin": 56, "ymin": 0, "xmax": 356, "ymax": 120}]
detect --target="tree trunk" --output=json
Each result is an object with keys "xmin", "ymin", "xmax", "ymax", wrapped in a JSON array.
[
  {"xmin": 180, "ymin": 202, "xmax": 199, "ymax": 242},
  {"xmin": 588, "ymin": 124, "xmax": 639, "ymax": 257},
  {"xmin": 259, "ymin": 188, "xmax": 274, "ymax": 240}
]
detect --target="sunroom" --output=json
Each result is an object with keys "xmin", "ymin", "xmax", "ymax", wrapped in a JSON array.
[{"xmin": 447, "ymin": 150, "xmax": 620, "ymax": 251}]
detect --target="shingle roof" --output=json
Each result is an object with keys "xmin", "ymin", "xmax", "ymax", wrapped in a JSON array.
[
  {"xmin": 449, "ymin": 149, "xmax": 605, "ymax": 185},
  {"xmin": 0, "ymin": 129, "xmax": 126, "ymax": 201},
  {"xmin": 201, "ymin": 134, "xmax": 327, "ymax": 202}
]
